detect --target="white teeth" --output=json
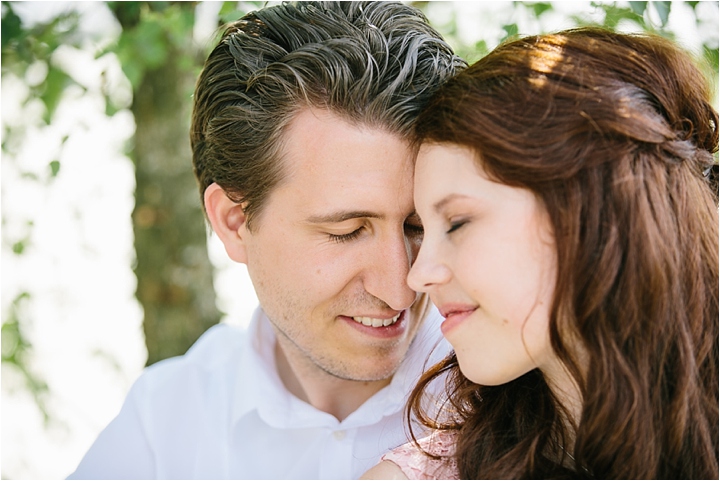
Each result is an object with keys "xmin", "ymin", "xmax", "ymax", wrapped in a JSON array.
[{"xmin": 352, "ymin": 313, "xmax": 401, "ymax": 327}]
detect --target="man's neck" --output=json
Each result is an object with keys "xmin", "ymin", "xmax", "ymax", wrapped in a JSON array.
[{"xmin": 273, "ymin": 339, "xmax": 392, "ymax": 422}]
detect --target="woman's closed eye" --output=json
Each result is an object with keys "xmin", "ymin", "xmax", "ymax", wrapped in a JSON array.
[{"xmin": 447, "ymin": 219, "xmax": 468, "ymax": 234}]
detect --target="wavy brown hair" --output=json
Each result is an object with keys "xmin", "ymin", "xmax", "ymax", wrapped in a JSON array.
[{"xmin": 409, "ymin": 28, "xmax": 718, "ymax": 479}]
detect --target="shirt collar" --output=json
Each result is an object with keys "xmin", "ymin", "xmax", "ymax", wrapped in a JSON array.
[
  {"xmin": 231, "ymin": 305, "xmax": 449, "ymax": 429},
  {"xmin": 231, "ymin": 308, "xmax": 283, "ymax": 426}
]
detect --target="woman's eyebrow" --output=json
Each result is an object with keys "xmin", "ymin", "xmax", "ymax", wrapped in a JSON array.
[{"xmin": 433, "ymin": 194, "xmax": 472, "ymax": 213}]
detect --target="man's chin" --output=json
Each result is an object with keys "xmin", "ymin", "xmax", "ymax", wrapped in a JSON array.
[{"xmin": 317, "ymin": 354, "xmax": 405, "ymax": 383}]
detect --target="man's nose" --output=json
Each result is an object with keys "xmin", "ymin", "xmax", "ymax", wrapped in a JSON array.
[{"xmin": 363, "ymin": 231, "xmax": 417, "ymax": 311}]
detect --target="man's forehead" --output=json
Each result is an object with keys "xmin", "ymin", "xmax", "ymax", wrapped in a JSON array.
[
  {"xmin": 266, "ymin": 108, "xmax": 416, "ymax": 220},
  {"xmin": 279, "ymin": 109, "xmax": 411, "ymax": 162},
  {"xmin": 274, "ymin": 110, "xmax": 410, "ymax": 175}
]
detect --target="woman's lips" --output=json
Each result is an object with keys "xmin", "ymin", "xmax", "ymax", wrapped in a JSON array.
[{"xmin": 438, "ymin": 305, "xmax": 477, "ymax": 336}]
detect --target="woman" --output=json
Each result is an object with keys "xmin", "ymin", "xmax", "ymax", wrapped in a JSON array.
[{"xmin": 362, "ymin": 28, "xmax": 718, "ymax": 479}]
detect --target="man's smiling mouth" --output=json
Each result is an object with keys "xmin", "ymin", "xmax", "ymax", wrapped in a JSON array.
[{"xmin": 351, "ymin": 313, "xmax": 401, "ymax": 327}]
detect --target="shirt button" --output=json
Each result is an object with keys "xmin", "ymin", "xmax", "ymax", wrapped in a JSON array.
[{"xmin": 333, "ymin": 430, "xmax": 346, "ymax": 441}]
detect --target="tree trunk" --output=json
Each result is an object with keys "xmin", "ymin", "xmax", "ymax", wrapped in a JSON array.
[{"xmin": 114, "ymin": 2, "xmax": 222, "ymax": 366}]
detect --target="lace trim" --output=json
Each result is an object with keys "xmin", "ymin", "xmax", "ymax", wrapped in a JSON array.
[{"xmin": 381, "ymin": 430, "xmax": 459, "ymax": 480}]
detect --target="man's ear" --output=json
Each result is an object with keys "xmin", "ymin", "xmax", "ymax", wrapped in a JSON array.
[{"xmin": 204, "ymin": 183, "xmax": 249, "ymax": 264}]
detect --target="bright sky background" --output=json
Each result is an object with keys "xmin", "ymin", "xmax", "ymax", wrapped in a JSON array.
[{"xmin": 1, "ymin": 1, "xmax": 717, "ymax": 478}]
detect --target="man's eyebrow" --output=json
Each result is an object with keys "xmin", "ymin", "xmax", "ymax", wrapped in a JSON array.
[{"xmin": 305, "ymin": 211, "xmax": 384, "ymax": 224}]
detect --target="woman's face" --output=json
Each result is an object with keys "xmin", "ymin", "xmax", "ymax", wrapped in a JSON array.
[{"xmin": 409, "ymin": 143, "xmax": 563, "ymax": 386}]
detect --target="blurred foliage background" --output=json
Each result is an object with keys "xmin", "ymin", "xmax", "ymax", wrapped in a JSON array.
[{"xmin": 2, "ymin": 1, "xmax": 718, "ymax": 478}]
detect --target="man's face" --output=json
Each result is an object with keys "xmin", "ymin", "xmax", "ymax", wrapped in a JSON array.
[{"xmin": 241, "ymin": 109, "xmax": 425, "ymax": 382}]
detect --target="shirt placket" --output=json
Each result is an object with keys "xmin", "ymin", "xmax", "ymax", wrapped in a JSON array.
[{"xmin": 318, "ymin": 426, "xmax": 356, "ymax": 479}]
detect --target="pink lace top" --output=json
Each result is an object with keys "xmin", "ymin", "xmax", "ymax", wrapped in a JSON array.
[{"xmin": 381, "ymin": 430, "xmax": 459, "ymax": 480}]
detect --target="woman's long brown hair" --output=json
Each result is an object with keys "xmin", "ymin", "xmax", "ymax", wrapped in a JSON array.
[{"xmin": 410, "ymin": 28, "xmax": 719, "ymax": 479}]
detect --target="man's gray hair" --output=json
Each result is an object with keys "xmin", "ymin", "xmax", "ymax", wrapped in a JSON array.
[{"xmin": 191, "ymin": 1, "xmax": 465, "ymax": 229}]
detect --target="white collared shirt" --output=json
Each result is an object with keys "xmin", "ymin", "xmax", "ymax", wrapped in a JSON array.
[{"xmin": 68, "ymin": 306, "xmax": 449, "ymax": 479}]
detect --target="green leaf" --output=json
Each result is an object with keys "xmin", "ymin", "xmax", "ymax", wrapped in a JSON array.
[
  {"xmin": 220, "ymin": 9, "xmax": 245, "ymax": 24},
  {"xmin": 1, "ymin": 3, "xmax": 23, "ymax": 51},
  {"xmin": 595, "ymin": 3, "xmax": 646, "ymax": 30},
  {"xmin": 40, "ymin": 66, "xmax": 73, "ymax": 123},
  {"xmin": 628, "ymin": 2, "xmax": 648, "ymax": 16},
  {"xmin": 219, "ymin": 1, "xmax": 239, "ymax": 17},
  {"xmin": 49, "ymin": 160, "xmax": 61, "ymax": 177},
  {"xmin": 108, "ymin": 1, "xmax": 142, "ymax": 28},
  {"xmin": 218, "ymin": 0, "xmax": 268, "ymax": 25},
  {"xmin": 458, "ymin": 39, "xmax": 486, "ymax": 65},
  {"xmin": 501, "ymin": 23, "xmax": 519, "ymax": 41},
  {"xmin": 474, "ymin": 39, "xmax": 489, "ymax": 57},
  {"xmin": 219, "ymin": 1, "xmax": 245, "ymax": 23},
  {"xmin": 653, "ymin": 1, "xmax": 671, "ymax": 26},
  {"xmin": 2, "ymin": 292, "xmax": 32, "ymax": 363},
  {"xmin": 1, "ymin": 291, "xmax": 49, "ymax": 423},
  {"xmin": 105, "ymin": 93, "xmax": 121, "ymax": 117},
  {"xmin": 12, "ymin": 240, "xmax": 26, "ymax": 255},
  {"xmin": 530, "ymin": 3, "xmax": 553, "ymax": 18}
]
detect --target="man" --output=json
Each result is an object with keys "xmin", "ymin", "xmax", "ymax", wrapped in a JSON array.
[{"xmin": 69, "ymin": 2, "xmax": 464, "ymax": 478}]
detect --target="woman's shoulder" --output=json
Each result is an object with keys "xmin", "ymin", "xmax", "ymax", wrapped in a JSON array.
[{"xmin": 379, "ymin": 430, "xmax": 459, "ymax": 480}]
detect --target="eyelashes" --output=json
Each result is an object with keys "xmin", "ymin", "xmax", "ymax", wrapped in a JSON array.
[
  {"xmin": 328, "ymin": 222, "xmax": 425, "ymax": 244},
  {"xmin": 405, "ymin": 223, "xmax": 424, "ymax": 238},
  {"xmin": 446, "ymin": 220, "xmax": 467, "ymax": 234},
  {"xmin": 328, "ymin": 228, "xmax": 363, "ymax": 244}
]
